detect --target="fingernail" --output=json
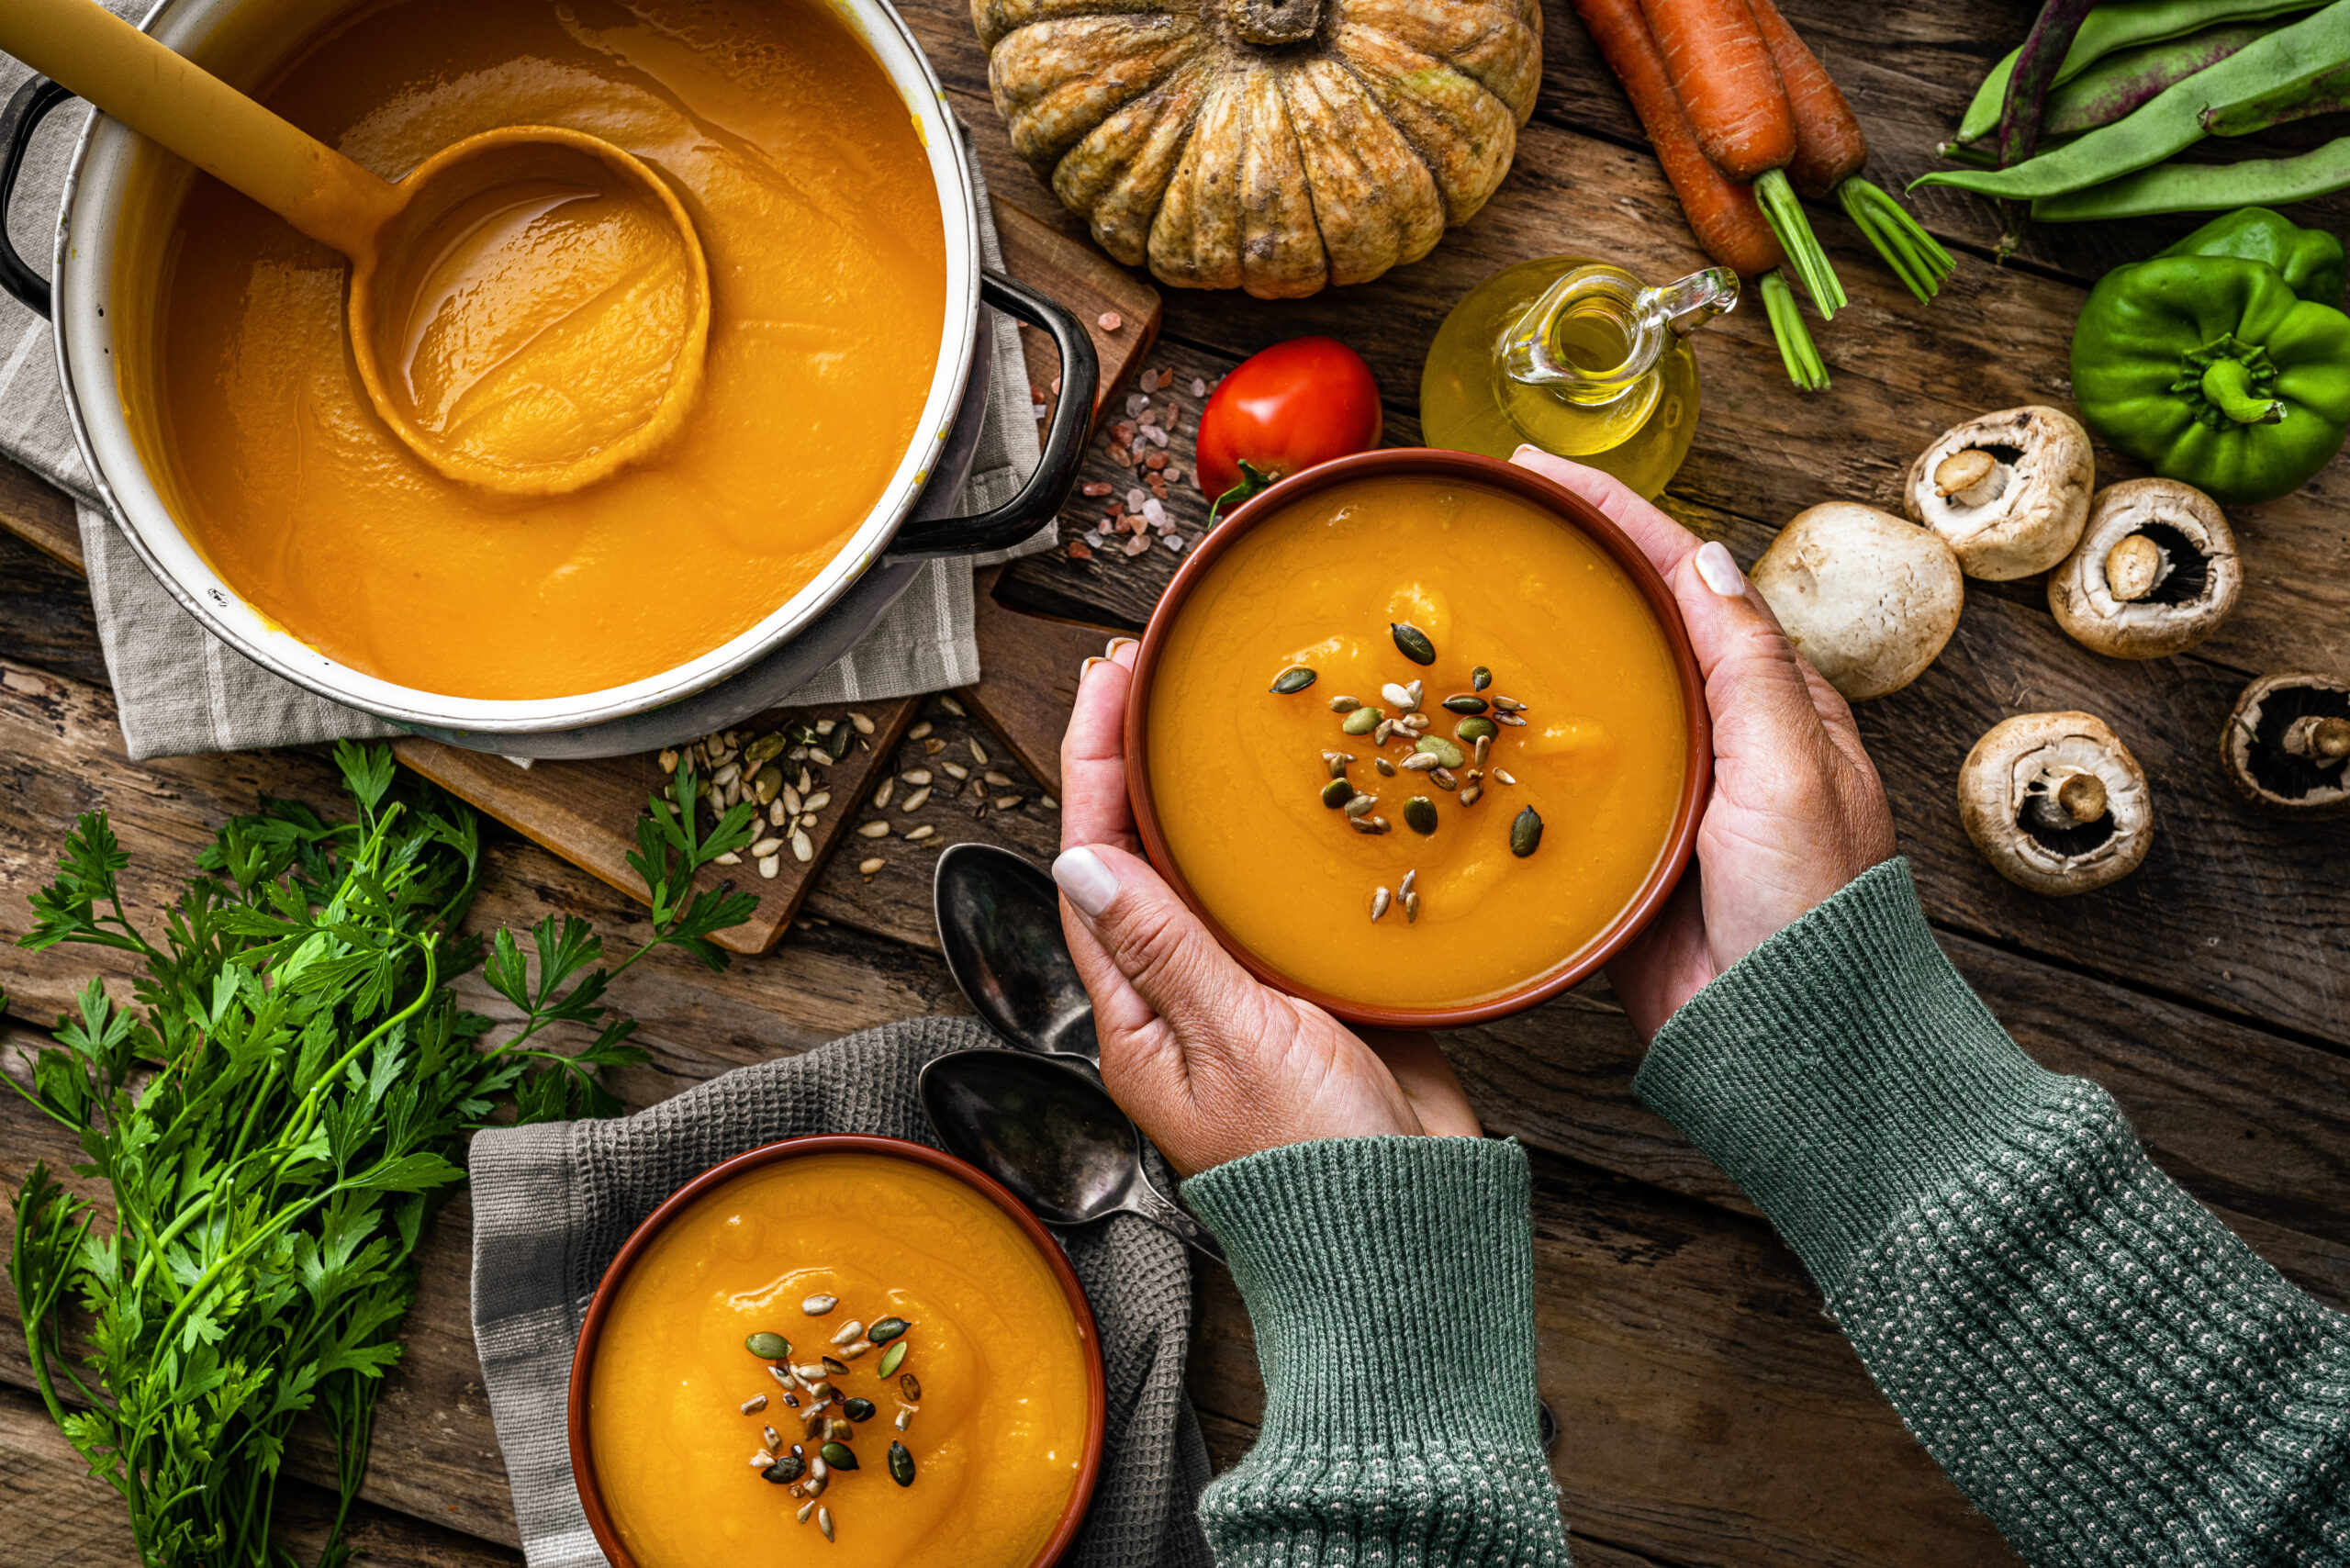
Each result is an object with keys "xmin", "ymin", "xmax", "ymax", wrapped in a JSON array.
[
  {"xmin": 1052, "ymin": 847, "xmax": 1119, "ymax": 919},
  {"xmin": 1104, "ymin": 637, "xmax": 1137, "ymax": 661},
  {"xmin": 1079, "ymin": 655, "xmax": 1105, "ymax": 682},
  {"xmin": 1695, "ymin": 541, "xmax": 1746, "ymax": 599}
]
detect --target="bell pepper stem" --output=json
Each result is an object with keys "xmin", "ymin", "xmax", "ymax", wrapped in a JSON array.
[{"xmin": 2200, "ymin": 356, "xmax": 2287, "ymax": 424}]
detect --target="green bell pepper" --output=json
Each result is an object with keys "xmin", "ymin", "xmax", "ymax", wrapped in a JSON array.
[
  {"xmin": 2072, "ymin": 249, "xmax": 2350, "ymax": 505},
  {"xmin": 2157, "ymin": 206, "xmax": 2347, "ymax": 307}
]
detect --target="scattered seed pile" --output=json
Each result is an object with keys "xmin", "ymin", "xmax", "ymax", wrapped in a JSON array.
[
  {"xmin": 739, "ymin": 1294, "xmax": 925, "ymax": 1542},
  {"xmin": 1276, "ymin": 622, "xmax": 1544, "ymax": 924}
]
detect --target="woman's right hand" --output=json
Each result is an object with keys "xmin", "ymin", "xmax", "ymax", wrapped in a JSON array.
[{"xmin": 1505, "ymin": 451, "xmax": 1899, "ymax": 1043}]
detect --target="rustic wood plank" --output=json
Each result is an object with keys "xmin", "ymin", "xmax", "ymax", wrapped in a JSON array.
[
  {"xmin": 0, "ymin": 531, "xmax": 105, "ymax": 693},
  {"xmin": 0, "ymin": 454, "xmax": 78, "ymax": 573},
  {"xmin": 997, "ymin": 197, "xmax": 1162, "ymax": 434},
  {"xmin": 394, "ymin": 700, "xmax": 919, "ymax": 957}
]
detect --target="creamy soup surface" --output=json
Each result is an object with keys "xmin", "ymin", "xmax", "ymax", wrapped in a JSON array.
[
  {"xmin": 587, "ymin": 1152, "xmax": 1093, "ymax": 1568},
  {"xmin": 1145, "ymin": 475, "xmax": 1689, "ymax": 1011},
  {"xmin": 145, "ymin": 0, "xmax": 946, "ymax": 699}
]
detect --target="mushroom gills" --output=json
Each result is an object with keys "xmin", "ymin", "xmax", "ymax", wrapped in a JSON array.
[{"xmin": 1935, "ymin": 443, "xmax": 2021, "ymax": 510}]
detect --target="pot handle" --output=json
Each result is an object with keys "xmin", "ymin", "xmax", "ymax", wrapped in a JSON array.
[
  {"xmin": 889, "ymin": 269, "xmax": 1098, "ymax": 559},
  {"xmin": 0, "ymin": 77, "xmax": 73, "ymax": 320}
]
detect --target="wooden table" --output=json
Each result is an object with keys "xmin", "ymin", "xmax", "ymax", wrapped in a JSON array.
[{"xmin": 6, "ymin": 2, "xmax": 2350, "ymax": 1563}]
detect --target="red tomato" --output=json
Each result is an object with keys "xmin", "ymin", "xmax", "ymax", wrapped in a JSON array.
[{"xmin": 1192, "ymin": 337, "xmax": 1383, "ymax": 504}]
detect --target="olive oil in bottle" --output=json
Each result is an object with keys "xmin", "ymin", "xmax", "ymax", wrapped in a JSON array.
[{"xmin": 1419, "ymin": 257, "xmax": 1734, "ymax": 499}]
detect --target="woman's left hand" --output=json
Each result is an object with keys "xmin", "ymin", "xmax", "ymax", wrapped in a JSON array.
[{"xmin": 1053, "ymin": 640, "xmax": 1481, "ymax": 1180}]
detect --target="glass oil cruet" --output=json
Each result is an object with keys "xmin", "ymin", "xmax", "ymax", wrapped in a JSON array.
[{"xmin": 1418, "ymin": 258, "xmax": 1738, "ymax": 499}]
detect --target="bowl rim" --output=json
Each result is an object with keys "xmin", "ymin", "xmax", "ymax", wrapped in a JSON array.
[
  {"xmin": 1120, "ymin": 447, "xmax": 1712, "ymax": 1029},
  {"xmin": 565, "ymin": 1133, "xmax": 1109, "ymax": 1568}
]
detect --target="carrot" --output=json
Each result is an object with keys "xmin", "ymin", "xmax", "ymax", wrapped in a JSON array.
[
  {"xmin": 1571, "ymin": 0, "xmax": 1828, "ymax": 388},
  {"xmin": 1741, "ymin": 0, "xmax": 1863, "ymax": 195},
  {"xmin": 1745, "ymin": 0, "xmax": 1955, "ymax": 302},
  {"xmin": 1636, "ymin": 0, "xmax": 1845, "ymax": 319}
]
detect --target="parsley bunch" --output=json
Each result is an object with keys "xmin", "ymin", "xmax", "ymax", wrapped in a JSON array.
[{"xmin": 5, "ymin": 742, "xmax": 755, "ymax": 1566}]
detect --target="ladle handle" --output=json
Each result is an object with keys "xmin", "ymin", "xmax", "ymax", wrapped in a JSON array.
[
  {"xmin": 0, "ymin": 76, "xmax": 70, "ymax": 319},
  {"xmin": 890, "ymin": 272, "xmax": 1100, "ymax": 559},
  {"xmin": 0, "ymin": 0, "xmax": 397, "ymax": 256}
]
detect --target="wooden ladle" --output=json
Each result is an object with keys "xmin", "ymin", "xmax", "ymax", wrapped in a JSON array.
[{"xmin": 0, "ymin": 0, "xmax": 711, "ymax": 496}]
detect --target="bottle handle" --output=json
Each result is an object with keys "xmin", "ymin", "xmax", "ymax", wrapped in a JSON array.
[{"xmin": 1505, "ymin": 264, "xmax": 1737, "ymax": 404}]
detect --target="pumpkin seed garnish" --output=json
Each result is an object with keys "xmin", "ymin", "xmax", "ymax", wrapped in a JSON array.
[
  {"xmin": 878, "ymin": 1341, "xmax": 908, "ymax": 1377},
  {"xmin": 901, "ymin": 1373, "xmax": 923, "ymax": 1401},
  {"xmin": 1404, "ymin": 797, "xmax": 1438, "ymax": 835},
  {"xmin": 1371, "ymin": 886, "xmax": 1391, "ymax": 923},
  {"xmin": 829, "ymin": 1320, "xmax": 865, "ymax": 1347},
  {"xmin": 1329, "ymin": 695, "xmax": 1362, "ymax": 713},
  {"xmin": 1381, "ymin": 681, "xmax": 1419, "ymax": 712},
  {"xmin": 1472, "ymin": 666, "xmax": 1492, "ymax": 690},
  {"xmin": 746, "ymin": 1332, "xmax": 792, "ymax": 1360},
  {"xmin": 1271, "ymin": 666, "xmax": 1317, "ymax": 694},
  {"xmin": 1456, "ymin": 716, "xmax": 1496, "ymax": 743},
  {"xmin": 1391, "ymin": 622, "xmax": 1437, "ymax": 665},
  {"xmin": 845, "ymin": 1396, "xmax": 877, "ymax": 1421},
  {"xmin": 801, "ymin": 1295, "xmax": 838, "ymax": 1316},
  {"xmin": 742, "ymin": 1394, "xmax": 768, "ymax": 1415},
  {"xmin": 1494, "ymin": 768, "xmax": 1517, "ymax": 785},
  {"xmin": 868, "ymin": 1316, "xmax": 910, "ymax": 1345},
  {"xmin": 765, "ymin": 1453, "xmax": 806, "ymax": 1484},
  {"xmin": 1510, "ymin": 806, "xmax": 1544, "ymax": 857},
  {"xmin": 821, "ymin": 1441, "xmax": 859, "ymax": 1471},
  {"xmin": 1340, "ymin": 706, "xmax": 1383, "ymax": 736},
  {"xmin": 889, "ymin": 1440, "xmax": 916, "ymax": 1487},
  {"xmin": 1321, "ymin": 778, "xmax": 1356, "ymax": 809},
  {"xmin": 1343, "ymin": 793, "xmax": 1377, "ymax": 818},
  {"xmin": 1442, "ymin": 695, "xmax": 1488, "ymax": 715},
  {"xmin": 1414, "ymin": 736, "xmax": 1465, "ymax": 768}
]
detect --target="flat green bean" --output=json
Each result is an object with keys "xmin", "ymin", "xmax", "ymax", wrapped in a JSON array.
[
  {"xmin": 2032, "ymin": 133, "xmax": 2350, "ymax": 218},
  {"xmin": 1919, "ymin": 0, "xmax": 2350, "ymax": 200},
  {"xmin": 1956, "ymin": 0, "xmax": 2320, "ymax": 144}
]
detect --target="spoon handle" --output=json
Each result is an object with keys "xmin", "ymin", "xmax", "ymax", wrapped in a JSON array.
[
  {"xmin": 1125, "ymin": 1178, "xmax": 1226, "ymax": 1265},
  {"xmin": 0, "ymin": 0, "xmax": 398, "ymax": 254}
]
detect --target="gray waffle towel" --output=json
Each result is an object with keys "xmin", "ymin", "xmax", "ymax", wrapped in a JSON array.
[
  {"xmin": 0, "ymin": 18, "xmax": 1047, "ymax": 758},
  {"xmin": 469, "ymin": 1017, "xmax": 1215, "ymax": 1568}
]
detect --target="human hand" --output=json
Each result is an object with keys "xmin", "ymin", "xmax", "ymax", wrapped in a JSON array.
[
  {"xmin": 1503, "ymin": 450, "xmax": 1898, "ymax": 1041},
  {"xmin": 1051, "ymin": 640, "xmax": 1482, "ymax": 1180}
]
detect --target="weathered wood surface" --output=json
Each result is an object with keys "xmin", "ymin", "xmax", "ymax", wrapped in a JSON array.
[{"xmin": 4, "ymin": 0, "xmax": 2350, "ymax": 1562}]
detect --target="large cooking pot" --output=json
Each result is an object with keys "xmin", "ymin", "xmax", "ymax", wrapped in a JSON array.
[{"xmin": 0, "ymin": 0, "xmax": 1094, "ymax": 741}]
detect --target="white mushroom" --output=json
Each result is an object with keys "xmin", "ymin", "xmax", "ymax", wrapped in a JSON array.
[
  {"xmin": 1958, "ymin": 711, "xmax": 2153, "ymax": 895},
  {"xmin": 2048, "ymin": 477, "xmax": 2241, "ymax": 660},
  {"xmin": 1903, "ymin": 406, "xmax": 2094, "ymax": 579},
  {"xmin": 1751, "ymin": 502, "xmax": 1964, "ymax": 701},
  {"xmin": 2221, "ymin": 672, "xmax": 2350, "ymax": 819}
]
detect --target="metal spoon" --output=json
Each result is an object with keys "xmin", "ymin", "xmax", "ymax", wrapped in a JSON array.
[
  {"xmin": 933, "ymin": 842, "xmax": 1098, "ymax": 1062},
  {"xmin": 920, "ymin": 1049, "xmax": 1223, "ymax": 1260}
]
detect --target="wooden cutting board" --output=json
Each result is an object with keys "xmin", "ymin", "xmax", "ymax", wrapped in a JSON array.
[{"xmin": 0, "ymin": 201, "xmax": 1157, "ymax": 955}]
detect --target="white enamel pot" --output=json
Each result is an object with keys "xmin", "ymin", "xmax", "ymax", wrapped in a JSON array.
[{"xmin": 0, "ymin": 0, "xmax": 1095, "ymax": 748}]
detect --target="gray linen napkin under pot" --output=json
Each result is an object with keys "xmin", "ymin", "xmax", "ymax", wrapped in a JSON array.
[
  {"xmin": 0, "ymin": 17, "xmax": 1047, "ymax": 757},
  {"xmin": 469, "ymin": 1017, "xmax": 1216, "ymax": 1568}
]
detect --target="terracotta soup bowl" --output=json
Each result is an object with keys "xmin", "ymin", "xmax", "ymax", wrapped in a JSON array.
[
  {"xmin": 1125, "ymin": 448, "xmax": 1710, "ymax": 1027},
  {"xmin": 568, "ymin": 1135, "xmax": 1106, "ymax": 1568}
]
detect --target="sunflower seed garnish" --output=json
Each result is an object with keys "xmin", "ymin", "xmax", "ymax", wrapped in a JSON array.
[
  {"xmin": 1372, "ymin": 719, "xmax": 1397, "ymax": 745},
  {"xmin": 1271, "ymin": 666, "xmax": 1317, "ymax": 694},
  {"xmin": 742, "ymin": 1394, "xmax": 769, "ymax": 1415},
  {"xmin": 1495, "ymin": 711, "xmax": 1527, "ymax": 727},
  {"xmin": 1494, "ymin": 768, "xmax": 1517, "ymax": 785},
  {"xmin": 822, "ymin": 1354, "xmax": 849, "ymax": 1375},
  {"xmin": 1431, "ymin": 768, "xmax": 1458, "ymax": 790},
  {"xmin": 1491, "ymin": 695, "xmax": 1526, "ymax": 711},
  {"xmin": 1344, "ymin": 793, "xmax": 1376, "ymax": 818},
  {"xmin": 1475, "ymin": 736, "xmax": 1492, "ymax": 767},
  {"xmin": 770, "ymin": 1366, "xmax": 797, "ymax": 1389},
  {"xmin": 798, "ymin": 1501, "xmax": 816, "ymax": 1525},
  {"xmin": 765, "ymin": 1425, "xmax": 782, "ymax": 1449},
  {"xmin": 1374, "ymin": 757, "xmax": 1396, "ymax": 777},
  {"xmin": 1391, "ymin": 622, "xmax": 1437, "ymax": 665},
  {"xmin": 856, "ymin": 820, "xmax": 890, "ymax": 838},
  {"xmin": 1324, "ymin": 751, "xmax": 1353, "ymax": 778},
  {"xmin": 1329, "ymin": 696, "xmax": 1362, "ymax": 713},
  {"xmin": 895, "ymin": 1407, "xmax": 915, "ymax": 1431},
  {"xmin": 1381, "ymin": 682, "xmax": 1418, "ymax": 712},
  {"xmin": 840, "ymin": 1339, "xmax": 875, "ymax": 1359},
  {"xmin": 1371, "ymin": 886, "xmax": 1391, "ymax": 922},
  {"xmin": 900, "ymin": 787, "xmax": 931, "ymax": 812},
  {"xmin": 752, "ymin": 1450, "xmax": 777, "ymax": 1468},
  {"xmin": 1510, "ymin": 806, "xmax": 1544, "ymax": 857},
  {"xmin": 826, "ymin": 1417, "xmax": 856, "ymax": 1441},
  {"xmin": 1400, "ymin": 869, "xmax": 1417, "ymax": 897},
  {"xmin": 1404, "ymin": 890, "xmax": 1421, "ymax": 924},
  {"xmin": 819, "ymin": 1506, "xmax": 835, "ymax": 1541},
  {"xmin": 1348, "ymin": 814, "xmax": 1390, "ymax": 834},
  {"xmin": 1460, "ymin": 784, "xmax": 1483, "ymax": 806},
  {"xmin": 1400, "ymin": 753, "xmax": 1439, "ymax": 772}
]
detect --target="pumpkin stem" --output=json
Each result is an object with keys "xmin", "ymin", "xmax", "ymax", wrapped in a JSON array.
[{"xmin": 1227, "ymin": 0, "xmax": 1319, "ymax": 47}]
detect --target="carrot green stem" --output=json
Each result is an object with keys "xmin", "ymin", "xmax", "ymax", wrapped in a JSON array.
[
  {"xmin": 1759, "ymin": 269, "xmax": 1828, "ymax": 392},
  {"xmin": 1838, "ymin": 177, "xmax": 1955, "ymax": 303},
  {"xmin": 1752, "ymin": 168, "xmax": 1845, "ymax": 319}
]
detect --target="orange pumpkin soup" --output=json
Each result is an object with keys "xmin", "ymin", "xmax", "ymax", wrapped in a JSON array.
[
  {"xmin": 586, "ymin": 1151, "xmax": 1092, "ymax": 1568},
  {"xmin": 137, "ymin": 0, "xmax": 945, "ymax": 699},
  {"xmin": 1145, "ymin": 475, "xmax": 1688, "ymax": 1011}
]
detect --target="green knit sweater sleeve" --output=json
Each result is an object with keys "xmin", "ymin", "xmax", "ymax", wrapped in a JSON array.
[
  {"xmin": 1636, "ymin": 858, "xmax": 2350, "ymax": 1566},
  {"xmin": 1181, "ymin": 1137, "xmax": 1568, "ymax": 1568}
]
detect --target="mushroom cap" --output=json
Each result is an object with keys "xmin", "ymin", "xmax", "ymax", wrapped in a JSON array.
[
  {"xmin": 1958, "ymin": 711, "xmax": 2154, "ymax": 895},
  {"xmin": 2221, "ymin": 671, "xmax": 2350, "ymax": 818},
  {"xmin": 2048, "ymin": 477, "xmax": 2242, "ymax": 660},
  {"xmin": 1752, "ymin": 502, "xmax": 1964, "ymax": 701},
  {"xmin": 1903, "ymin": 405, "xmax": 2094, "ymax": 580}
]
